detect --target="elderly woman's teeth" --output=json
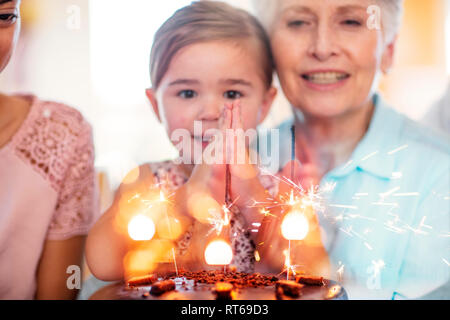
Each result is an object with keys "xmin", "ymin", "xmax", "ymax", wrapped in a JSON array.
[{"xmin": 303, "ymin": 72, "xmax": 349, "ymax": 84}]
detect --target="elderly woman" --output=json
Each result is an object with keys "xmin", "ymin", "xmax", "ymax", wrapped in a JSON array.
[{"xmin": 253, "ymin": 0, "xmax": 449, "ymax": 299}]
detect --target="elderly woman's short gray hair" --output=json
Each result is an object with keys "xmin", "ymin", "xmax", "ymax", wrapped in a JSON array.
[{"xmin": 251, "ymin": 0, "xmax": 403, "ymax": 43}]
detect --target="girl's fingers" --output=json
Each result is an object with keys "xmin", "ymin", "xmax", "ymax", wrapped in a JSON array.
[
  {"xmin": 219, "ymin": 103, "xmax": 232, "ymax": 131},
  {"xmin": 218, "ymin": 105, "xmax": 226, "ymax": 131},
  {"xmin": 231, "ymin": 100, "xmax": 243, "ymax": 130}
]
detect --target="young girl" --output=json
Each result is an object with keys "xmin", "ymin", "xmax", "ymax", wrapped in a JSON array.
[
  {"xmin": 86, "ymin": 1, "xmax": 282, "ymax": 281},
  {"xmin": 0, "ymin": 0, "xmax": 98, "ymax": 299}
]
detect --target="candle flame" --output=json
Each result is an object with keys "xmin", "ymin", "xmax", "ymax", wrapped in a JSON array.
[
  {"xmin": 204, "ymin": 239, "xmax": 233, "ymax": 265},
  {"xmin": 254, "ymin": 250, "xmax": 260, "ymax": 262},
  {"xmin": 281, "ymin": 209, "xmax": 309, "ymax": 240},
  {"xmin": 159, "ymin": 190, "xmax": 166, "ymax": 202},
  {"xmin": 128, "ymin": 214, "xmax": 155, "ymax": 241}
]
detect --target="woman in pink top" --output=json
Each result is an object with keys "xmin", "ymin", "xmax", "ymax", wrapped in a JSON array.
[{"xmin": 0, "ymin": 0, "xmax": 97, "ymax": 299}]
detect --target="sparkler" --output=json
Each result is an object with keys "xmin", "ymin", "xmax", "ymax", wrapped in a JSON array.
[
  {"xmin": 204, "ymin": 115, "xmax": 235, "ymax": 272},
  {"xmin": 203, "ymin": 163, "xmax": 234, "ymax": 272},
  {"xmin": 278, "ymin": 126, "xmax": 311, "ymax": 280},
  {"xmin": 159, "ymin": 187, "xmax": 179, "ymax": 276}
]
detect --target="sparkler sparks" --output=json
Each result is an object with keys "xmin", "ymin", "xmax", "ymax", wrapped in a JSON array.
[
  {"xmin": 329, "ymin": 204, "xmax": 358, "ymax": 210},
  {"xmin": 361, "ymin": 151, "xmax": 379, "ymax": 161},
  {"xmin": 280, "ymin": 248, "xmax": 301, "ymax": 280},
  {"xmin": 259, "ymin": 207, "xmax": 276, "ymax": 218},
  {"xmin": 128, "ymin": 193, "xmax": 141, "ymax": 203},
  {"xmin": 342, "ymin": 159, "xmax": 354, "ymax": 170},
  {"xmin": 354, "ymin": 193, "xmax": 369, "ymax": 197},
  {"xmin": 387, "ymin": 144, "xmax": 408, "ymax": 155},
  {"xmin": 392, "ymin": 192, "xmax": 420, "ymax": 197},
  {"xmin": 347, "ymin": 214, "xmax": 377, "ymax": 222},
  {"xmin": 371, "ymin": 201, "xmax": 399, "ymax": 208},
  {"xmin": 379, "ymin": 186, "xmax": 401, "ymax": 199},
  {"xmin": 391, "ymin": 172, "xmax": 403, "ymax": 179},
  {"xmin": 336, "ymin": 262, "xmax": 345, "ymax": 282},
  {"xmin": 206, "ymin": 206, "xmax": 231, "ymax": 237},
  {"xmin": 406, "ymin": 216, "xmax": 433, "ymax": 236}
]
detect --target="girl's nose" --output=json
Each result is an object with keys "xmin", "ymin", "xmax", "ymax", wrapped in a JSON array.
[
  {"xmin": 307, "ymin": 22, "xmax": 339, "ymax": 61},
  {"xmin": 198, "ymin": 97, "xmax": 221, "ymax": 122}
]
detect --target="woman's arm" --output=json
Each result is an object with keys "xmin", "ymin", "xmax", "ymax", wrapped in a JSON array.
[
  {"xmin": 85, "ymin": 202, "xmax": 131, "ymax": 281},
  {"xmin": 85, "ymin": 165, "xmax": 156, "ymax": 281},
  {"xmin": 35, "ymin": 236, "xmax": 86, "ymax": 300}
]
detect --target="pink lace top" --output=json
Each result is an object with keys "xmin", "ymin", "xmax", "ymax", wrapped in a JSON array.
[
  {"xmin": 0, "ymin": 95, "xmax": 98, "ymax": 299},
  {"xmin": 148, "ymin": 161, "xmax": 278, "ymax": 273}
]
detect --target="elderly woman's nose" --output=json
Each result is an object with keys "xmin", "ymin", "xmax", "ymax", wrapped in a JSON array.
[{"xmin": 307, "ymin": 23, "xmax": 339, "ymax": 61}]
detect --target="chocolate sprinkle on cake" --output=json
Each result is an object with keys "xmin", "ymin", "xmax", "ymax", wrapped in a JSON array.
[{"xmin": 162, "ymin": 270, "xmax": 279, "ymax": 289}]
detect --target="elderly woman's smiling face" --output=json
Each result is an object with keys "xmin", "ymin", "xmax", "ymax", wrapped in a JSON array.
[{"xmin": 269, "ymin": 0, "xmax": 396, "ymax": 118}]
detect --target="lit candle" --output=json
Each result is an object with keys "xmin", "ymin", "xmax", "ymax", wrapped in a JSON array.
[
  {"xmin": 159, "ymin": 189, "xmax": 179, "ymax": 276},
  {"xmin": 281, "ymin": 207, "xmax": 310, "ymax": 280},
  {"xmin": 213, "ymin": 282, "xmax": 234, "ymax": 300},
  {"xmin": 204, "ymin": 239, "xmax": 233, "ymax": 272}
]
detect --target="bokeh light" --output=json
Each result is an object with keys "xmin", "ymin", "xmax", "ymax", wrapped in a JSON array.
[{"xmin": 128, "ymin": 214, "xmax": 155, "ymax": 241}]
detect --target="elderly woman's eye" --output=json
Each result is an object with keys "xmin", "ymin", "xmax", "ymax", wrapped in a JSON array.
[
  {"xmin": 342, "ymin": 19, "xmax": 362, "ymax": 26},
  {"xmin": 287, "ymin": 20, "xmax": 306, "ymax": 28},
  {"xmin": 0, "ymin": 13, "xmax": 17, "ymax": 26},
  {"xmin": 178, "ymin": 90, "xmax": 197, "ymax": 99},
  {"xmin": 224, "ymin": 90, "xmax": 242, "ymax": 100}
]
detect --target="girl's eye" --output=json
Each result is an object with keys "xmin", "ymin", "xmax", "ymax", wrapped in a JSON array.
[
  {"xmin": 287, "ymin": 20, "xmax": 306, "ymax": 28},
  {"xmin": 0, "ymin": 14, "xmax": 18, "ymax": 27},
  {"xmin": 342, "ymin": 19, "xmax": 362, "ymax": 27},
  {"xmin": 178, "ymin": 90, "xmax": 197, "ymax": 99},
  {"xmin": 224, "ymin": 90, "xmax": 242, "ymax": 100}
]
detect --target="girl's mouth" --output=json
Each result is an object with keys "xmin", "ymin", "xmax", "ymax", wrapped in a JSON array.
[{"xmin": 193, "ymin": 135, "xmax": 214, "ymax": 148}]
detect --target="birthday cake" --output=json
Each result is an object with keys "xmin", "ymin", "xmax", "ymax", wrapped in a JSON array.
[{"xmin": 91, "ymin": 271, "xmax": 347, "ymax": 300}]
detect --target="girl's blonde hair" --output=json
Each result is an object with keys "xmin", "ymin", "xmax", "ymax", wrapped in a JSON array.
[{"xmin": 150, "ymin": 1, "xmax": 274, "ymax": 89}]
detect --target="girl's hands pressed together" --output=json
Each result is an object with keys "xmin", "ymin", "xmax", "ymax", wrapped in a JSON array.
[{"xmin": 179, "ymin": 100, "xmax": 270, "ymax": 229}]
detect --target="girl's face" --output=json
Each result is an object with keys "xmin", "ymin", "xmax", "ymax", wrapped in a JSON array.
[
  {"xmin": 147, "ymin": 40, "xmax": 277, "ymax": 159},
  {"xmin": 0, "ymin": 0, "xmax": 20, "ymax": 73},
  {"xmin": 269, "ymin": 0, "xmax": 395, "ymax": 119}
]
